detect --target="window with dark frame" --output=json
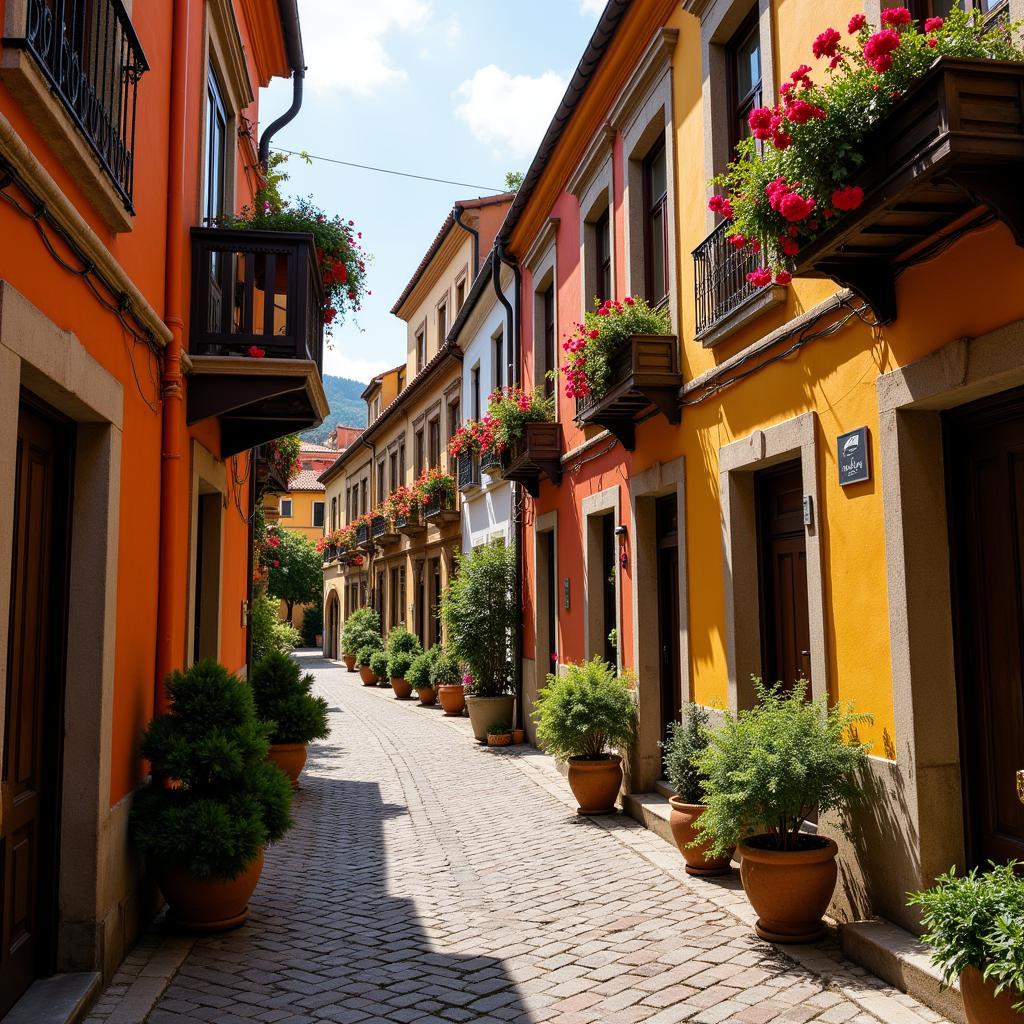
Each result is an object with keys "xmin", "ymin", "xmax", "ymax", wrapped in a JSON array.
[
  {"xmin": 376, "ymin": 461, "xmax": 385, "ymax": 505},
  {"xmin": 313, "ymin": 501, "xmax": 325, "ymax": 528},
  {"xmin": 360, "ymin": 479, "xmax": 367, "ymax": 516},
  {"xmin": 345, "ymin": 487, "xmax": 351, "ymax": 524},
  {"xmin": 389, "ymin": 451, "xmax": 398, "ymax": 491},
  {"xmin": 471, "ymin": 364, "xmax": 481, "ymax": 420},
  {"xmin": 414, "ymin": 429, "xmax": 425, "ymax": 478},
  {"xmin": 455, "ymin": 277, "xmax": 466, "ymax": 311},
  {"xmin": 541, "ymin": 284, "xmax": 556, "ymax": 399},
  {"xmin": 493, "ymin": 331, "xmax": 504, "ymax": 391},
  {"xmin": 204, "ymin": 69, "xmax": 228, "ymax": 227},
  {"xmin": 643, "ymin": 137, "xmax": 669, "ymax": 307},
  {"xmin": 428, "ymin": 418, "xmax": 441, "ymax": 468},
  {"xmin": 447, "ymin": 400, "xmax": 461, "ymax": 472},
  {"xmin": 728, "ymin": 12, "xmax": 763, "ymax": 157},
  {"xmin": 416, "ymin": 328, "xmax": 426, "ymax": 373},
  {"xmin": 398, "ymin": 440, "xmax": 406, "ymax": 483},
  {"xmin": 595, "ymin": 208, "xmax": 612, "ymax": 303},
  {"xmin": 438, "ymin": 301, "xmax": 448, "ymax": 344}
]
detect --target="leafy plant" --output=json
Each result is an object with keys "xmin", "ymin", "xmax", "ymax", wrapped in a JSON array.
[
  {"xmin": 263, "ymin": 528, "xmax": 324, "ymax": 621},
  {"xmin": 264, "ymin": 435, "xmax": 301, "ymax": 486},
  {"xmin": 533, "ymin": 658, "xmax": 637, "ymax": 760},
  {"xmin": 369, "ymin": 649, "xmax": 389, "ymax": 679},
  {"xmin": 661, "ymin": 703, "xmax": 712, "ymax": 805},
  {"xmin": 407, "ymin": 647, "xmax": 442, "ymax": 690},
  {"xmin": 909, "ymin": 863, "xmax": 1024, "ymax": 1009},
  {"xmin": 300, "ymin": 605, "xmax": 323, "ymax": 647},
  {"xmin": 130, "ymin": 661, "xmax": 293, "ymax": 880},
  {"xmin": 430, "ymin": 649, "xmax": 462, "ymax": 687},
  {"xmin": 479, "ymin": 386, "xmax": 554, "ymax": 456},
  {"xmin": 694, "ymin": 679, "xmax": 871, "ymax": 856},
  {"xmin": 415, "ymin": 468, "xmax": 456, "ymax": 507},
  {"xmin": 387, "ymin": 650, "xmax": 416, "ymax": 680},
  {"xmin": 440, "ymin": 540, "xmax": 517, "ymax": 698},
  {"xmin": 249, "ymin": 651, "xmax": 329, "ymax": 745},
  {"xmin": 342, "ymin": 607, "xmax": 381, "ymax": 657},
  {"xmin": 251, "ymin": 593, "xmax": 301, "ymax": 665},
  {"xmin": 487, "ymin": 720, "xmax": 513, "ymax": 736},
  {"xmin": 386, "ymin": 626, "xmax": 421, "ymax": 657},
  {"xmin": 358, "ymin": 639, "xmax": 383, "ymax": 667}
]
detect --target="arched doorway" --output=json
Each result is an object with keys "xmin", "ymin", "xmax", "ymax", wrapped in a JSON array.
[{"xmin": 325, "ymin": 591, "xmax": 341, "ymax": 660}]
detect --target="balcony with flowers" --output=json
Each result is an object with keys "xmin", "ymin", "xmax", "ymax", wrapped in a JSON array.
[
  {"xmin": 417, "ymin": 468, "xmax": 459, "ymax": 524},
  {"xmin": 489, "ymin": 387, "xmax": 561, "ymax": 498},
  {"xmin": 353, "ymin": 513, "xmax": 373, "ymax": 551},
  {"xmin": 702, "ymin": 8, "xmax": 1024, "ymax": 326},
  {"xmin": 390, "ymin": 485, "xmax": 425, "ymax": 535},
  {"xmin": 450, "ymin": 422, "xmax": 485, "ymax": 491},
  {"xmin": 317, "ymin": 525, "xmax": 356, "ymax": 566},
  {"xmin": 372, "ymin": 494, "xmax": 403, "ymax": 546}
]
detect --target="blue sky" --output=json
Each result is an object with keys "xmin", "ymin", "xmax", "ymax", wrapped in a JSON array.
[{"xmin": 262, "ymin": 0, "xmax": 604, "ymax": 386}]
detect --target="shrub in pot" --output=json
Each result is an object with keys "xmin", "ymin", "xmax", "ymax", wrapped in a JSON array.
[
  {"xmin": 249, "ymin": 651, "xmax": 330, "ymax": 788},
  {"xmin": 487, "ymin": 720, "xmax": 513, "ymax": 747},
  {"xmin": 909, "ymin": 863, "xmax": 1024, "ymax": 1024},
  {"xmin": 342, "ymin": 608, "xmax": 381, "ymax": 673},
  {"xmin": 438, "ymin": 673, "xmax": 468, "ymax": 717},
  {"xmin": 387, "ymin": 650, "xmax": 416, "ymax": 699},
  {"xmin": 406, "ymin": 648, "xmax": 439, "ymax": 705},
  {"xmin": 130, "ymin": 660, "xmax": 293, "ymax": 931},
  {"xmin": 427, "ymin": 649, "xmax": 461, "ymax": 708},
  {"xmin": 661, "ymin": 703, "xmax": 732, "ymax": 876},
  {"xmin": 358, "ymin": 640, "xmax": 383, "ymax": 685},
  {"xmin": 694, "ymin": 679, "xmax": 870, "ymax": 943},
  {"xmin": 440, "ymin": 540, "xmax": 517, "ymax": 741},
  {"xmin": 533, "ymin": 658, "xmax": 636, "ymax": 815},
  {"xmin": 369, "ymin": 649, "xmax": 390, "ymax": 688}
]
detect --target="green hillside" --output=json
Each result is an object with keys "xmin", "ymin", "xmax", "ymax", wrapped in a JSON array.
[{"xmin": 301, "ymin": 375, "xmax": 367, "ymax": 443}]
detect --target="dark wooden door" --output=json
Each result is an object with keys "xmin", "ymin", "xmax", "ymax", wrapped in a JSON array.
[
  {"xmin": 756, "ymin": 463, "xmax": 811, "ymax": 690},
  {"xmin": 541, "ymin": 532, "xmax": 557, "ymax": 673},
  {"xmin": 657, "ymin": 496, "xmax": 682, "ymax": 752},
  {"xmin": 946, "ymin": 391, "xmax": 1024, "ymax": 865},
  {"xmin": 2, "ymin": 401, "xmax": 71, "ymax": 1015},
  {"xmin": 601, "ymin": 515, "xmax": 616, "ymax": 666}
]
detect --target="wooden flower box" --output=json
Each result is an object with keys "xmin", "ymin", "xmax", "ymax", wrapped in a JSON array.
[{"xmin": 500, "ymin": 421, "xmax": 562, "ymax": 498}]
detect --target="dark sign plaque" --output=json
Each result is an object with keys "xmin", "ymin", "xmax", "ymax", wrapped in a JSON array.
[{"xmin": 838, "ymin": 427, "xmax": 870, "ymax": 486}]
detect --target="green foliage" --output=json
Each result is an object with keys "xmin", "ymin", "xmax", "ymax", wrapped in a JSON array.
[
  {"xmin": 483, "ymin": 386, "xmax": 555, "ymax": 454},
  {"xmin": 342, "ymin": 607, "xmax": 381, "ymax": 656},
  {"xmin": 385, "ymin": 626, "xmax": 421, "ymax": 657},
  {"xmin": 694, "ymin": 679, "xmax": 871, "ymax": 856},
  {"xmin": 387, "ymin": 650, "xmax": 416, "ymax": 680},
  {"xmin": 504, "ymin": 170, "xmax": 524, "ymax": 191},
  {"xmin": 251, "ymin": 594, "xmax": 301, "ymax": 666},
  {"xmin": 430, "ymin": 649, "xmax": 462, "ymax": 687},
  {"xmin": 369, "ymin": 649, "xmax": 389, "ymax": 679},
  {"xmin": 300, "ymin": 605, "xmax": 323, "ymax": 647},
  {"xmin": 249, "ymin": 651, "xmax": 329, "ymax": 745},
  {"xmin": 533, "ymin": 658, "xmax": 637, "ymax": 760},
  {"xmin": 300, "ymin": 375, "xmax": 367, "ymax": 443},
  {"xmin": 909, "ymin": 863, "xmax": 1024, "ymax": 1008},
  {"xmin": 264, "ymin": 529, "xmax": 324, "ymax": 618},
  {"xmin": 661, "ymin": 703, "xmax": 712, "ymax": 805},
  {"xmin": 357, "ymin": 638, "xmax": 383, "ymax": 666},
  {"xmin": 407, "ymin": 647, "xmax": 442, "ymax": 690},
  {"xmin": 440, "ymin": 541, "xmax": 517, "ymax": 697},
  {"xmin": 266, "ymin": 435, "xmax": 301, "ymax": 484},
  {"xmin": 130, "ymin": 661, "xmax": 293, "ymax": 880},
  {"xmin": 487, "ymin": 720, "xmax": 513, "ymax": 735}
]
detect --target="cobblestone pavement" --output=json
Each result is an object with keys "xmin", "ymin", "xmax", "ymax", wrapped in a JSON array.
[{"xmin": 84, "ymin": 652, "xmax": 947, "ymax": 1024}]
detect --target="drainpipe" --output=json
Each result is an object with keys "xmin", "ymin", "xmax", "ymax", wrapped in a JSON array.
[
  {"xmin": 258, "ymin": 69, "xmax": 304, "ymax": 168},
  {"xmin": 454, "ymin": 206, "xmax": 479, "ymax": 275},
  {"xmin": 258, "ymin": 0, "xmax": 306, "ymax": 167},
  {"xmin": 154, "ymin": 0, "xmax": 191, "ymax": 714}
]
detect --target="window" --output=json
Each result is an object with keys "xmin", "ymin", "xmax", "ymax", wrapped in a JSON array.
[
  {"xmin": 643, "ymin": 138, "xmax": 669, "ymax": 307},
  {"xmin": 376, "ymin": 461, "xmax": 385, "ymax": 505},
  {"xmin": 448, "ymin": 400, "xmax": 461, "ymax": 471},
  {"xmin": 360, "ymin": 479, "xmax": 368, "ymax": 515},
  {"xmin": 414, "ymin": 429, "xmax": 425, "ymax": 478},
  {"xmin": 728, "ymin": 14, "xmax": 762, "ymax": 156},
  {"xmin": 428, "ymin": 418, "xmax": 441, "ymax": 468},
  {"xmin": 204, "ymin": 69, "xmax": 228, "ymax": 226},
  {"xmin": 438, "ymin": 301, "xmax": 448, "ymax": 344},
  {"xmin": 279, "ymin": 498, "xmax": 293, "ymax": 518},
  {"xmin": 471, "ymin": 364, "xmax": 481, "ymax": 420},
  {"xmin": 389, "ymin": 451, "xmax": 398, "ymax": 491},
  {"xmin": 541, "ymin": 284, "xmax": 556, "ymax": 398},
  {"xmin": 595, "ymin": 209, "xmax": 612, "ymax": 303},
  {"xmin": 493, "ymin": 330, "xmax": 504, "ymax": 391},
  {"xmin": 399, "ymin": 440, "xmax": 406, "ymax": 484},
  {"xmin": 345, "ymin": 487, "xmax": 351, "ymax": 524},
  {"xmin": 312, "ymin": 501, "xmax": 325, "ymax": 528},
  {"xmin": 330, "ymin": 496, "xmax": 338, "ymax": 531},
  {"xmin": 370, "ymin": 396, "xmax": 381, "ymax": 421},
  {"xmin": 416, "ymin": 328, "xmax": 427, "ymax": 372},
  {"xmin": 455, "ymin": 277, "xmax": 467, "ymax": 312}
]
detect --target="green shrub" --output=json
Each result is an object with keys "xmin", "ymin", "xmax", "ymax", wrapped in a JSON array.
[
  {"xmin": 300, "ymin": 605, "xmax": 323, "ymax": 647},
  {"xmin": 487, "ymin": 720, "xmax": 512, "ymax": 736},
  {"xmin": 407, "ymin": 647, "xmax": 440, "ymax": 690},
  {"xmin": 694, "ymin": 679, "xmax": 871, "ymax": 857},
  {"xmin": 909, "ymin": 863, "xmax": 1024, "ymax": 1008},
  {"xmin": 251, "ymin": 594, "xmax": 301, "ymax": 665},
  {"xmin": 249, "ymin": 651, "xmax": 329, "ymax": 745},
  {"xmin": 440, "ymin": 540, "xmax": 516, "ymax": 698},
  {"xmin": 430, "ymin": 649, "xmax": 462, "ymax": 687},
  {"xmin": 130, "ymin": 661, "xmax": 293, "ymax": 880},
  {"xmin": 385, "ymin": 626, "xmax": 421, "ymax": 657},
  {"xmin": 342, "ymin": 607, "xmax": 381, "ymax": 657},
  {"xmin": 357, "ymin": 638, "xmax": 382, "ymax": 667},
  {"xmin": 661, "ymin": 704, "xmax": 712, "ymax": 805},
  {"xmin": 387, "ymin": 650, "xmax": 416, "ymax": 680},
  {"xmin": 369, "ymin": 649, "xmax": 389, "ymax": 679},
  {"xmin": 533, "ymin": 658, "xmax": 636, "ymax": 761}
]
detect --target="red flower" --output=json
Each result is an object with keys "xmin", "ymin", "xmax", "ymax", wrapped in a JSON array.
[
  {"xmin": 774, "ymin": 271, "xmax": 793, "ymax": 286},
  {"xmin": 790, "ymin": 64, "xmax": 812, "ymax": 82},
  {"xmin": 720, "ymin": 199, "xmax": 734, "ymax": 219},
  {"xmin": 728, "ymin": 234, "xmax": 746, "ymax": 249},
  {"xmin": 750, "ymin": 239, "xmax": 761, "ymax": 254},
  {"xmin": 766, "ymin": 176, "xmax": 791, "ymax": 212},
  {"xmin": 781, "ymin": 238, "xmax": 800, "ymax": 257},
  {"xmin": 746, "ymin": 267, "xmax": 772, "ymax": 287},
  {"xmin": 623, "ymin": 296, "xmax": 635, "ymax": 305},
  {"xmin": 708, "ymin": 194, "xmax": 725, "ymax": 213},
  {"xmin": 927, "ymin": 36, "xmax": 938, "ymax": 47},
  {"xmin": 812, "ymin": 28, "xmax": 841, "ymax": 59},
  {"xmin": 272, "ymin": 560, "xmax": 280, "ymax": 568},
  {"xmin": 786, "ymin": 99, "xmax": 826, "ymax": 124},
  {"xmin": 831, "ymin": 185, "xmax": 864, "ymax": 211},
  {"xmin": 247, "ymin": 345, "xmax": 266, "ymax": 358},
  {"xmin": 779, "ymin": 192, "xmax": 816, "ymax": 222},
  {"xmin": 772, "ymin": 130, "xmax": 792, "ymax": 150},
  {"xmin": 747, "ymin": 106, "xmax": 774, "ymax": 139},
  {"xmin": 924, "ymin": 15, "xmax": 944, "ymax": 30},
  {"xmin": 880, "ymin": 6, "xmax": 912, "ymax": 26},
  {"xmin": 864, "ymin": 29, "xmax": 900, "ymax": 72},
  {"xmin": 848, "ymin": 13, "xmax": 867, "ymax": 32}
]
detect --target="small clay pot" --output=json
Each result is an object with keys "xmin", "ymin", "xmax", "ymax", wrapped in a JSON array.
[
  {"xmin": 268, "ymin": 743, "xmax": 308, "ymax": 789},
  {"xmin": 416, "ymin": 686, "xmax": 437, "ymax": 706},
  {"xmin": 512, "ymin": 728, "xmax": 525, "ymax": 744},
  {"xmin": 359, "ymin": 665, "xmax": 377, "ymax": 686},
  {"xmin": 668, "ymin": 798, "xmax": 733, "ymax": 876},
  {"xmin": 159, "ymin": 850, "xmax": 264, "ymax": 932},
  {"xmin": 343, "ymin": 655, "xmax": 357, "ymax": 672},
  {"xmin": 438, "ymin": 683, "xmax": 466, "ymax": 716},
  {"xmin": 961, "ymin": 967, "xmax": 1024, "ymax": 1024},
  {"xmin": 738, "ymin": 835, "xmax": 839, "ymax": 943},
  {"xmin": 465, "ymin": 694, "xmax": 515, "ymax": 741},
  {"xmin": 487, "ymin": 732, "xmax": 513, "ymax": 747},
  {"xmin": 566, "ymin": 755, "xmax": 622, "ymax": 815},
  {"xmin": 391, "ymin": 677, "xmax": 412, "ymax": 699}
]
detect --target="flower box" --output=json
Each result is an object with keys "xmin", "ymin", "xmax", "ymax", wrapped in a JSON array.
[
  {"xmin": 480, "ymin": 448, "xmax": 503, "ymax": 475},
  {"xmin": 499, "ymin": 422, "xmax": 563, "ymax": 498},
  {"xmin": 371, "ymin": 514, "xmax": 400, "ymax": 546},
  {"xmin": 395, "ymin": 507, "xmax": 425, "ymax": 536},
  {"xmin": 457, "ymin": 450, "xmax": 480, "ymax": 491},
  {"xmin": 322, "ymin": 545, "xmax": 337, "ymax": 565},
  {"xmin": 355, "ymin": 522, "xmax": 371, "ymax": 549},
  {"xmin": 575, "ymin": 334, "xmax": 680, "ymax": 451},
  {"xmin": 424, "ymin": 492, "xmax": 459, "ymax": 524}
]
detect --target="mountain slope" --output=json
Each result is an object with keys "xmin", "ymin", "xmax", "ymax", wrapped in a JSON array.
[{"xmin": 301, "ymin": 375, "xmax": 367, "ymax": 443}]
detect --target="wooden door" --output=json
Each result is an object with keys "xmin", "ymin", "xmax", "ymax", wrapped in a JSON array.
[
  {"xmin": 946, "ymin": 391, "xmax": 1024, "ymax": 865},
  {"xmin": 2, "ymin": 401, "xmax": 71, "ymax": 1015},
  {"xmin": 601, "ymin": 515, "xmax": 616, "ymax": 666},
  {"xmin": 756, "ymin": 463, "xmax": 811, "ymax": 690},
  {"xmin": 657, "ymin": 496, "xmax": 681, "ymax": 752}
]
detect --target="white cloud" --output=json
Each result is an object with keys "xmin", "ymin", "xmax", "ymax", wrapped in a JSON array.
[
  {"xmin": 324, "ymin": 342, "xmax": 394, "ymax": 384},
  {"xmin": 580, "ymin": 0, "xmax": 605, "ymax": 15},
  {"xmin": 299, "ymin": 0, "xmax": 431, "ymax": 97},
  {"xmin": 454, "ymin": 65, "xmax": 567, "ymax": 160}
]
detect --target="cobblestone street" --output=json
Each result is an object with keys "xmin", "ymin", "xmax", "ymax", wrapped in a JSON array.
[{"xmin": 85, "ymin": 653, "xmax": 947, "ymax": 1024}]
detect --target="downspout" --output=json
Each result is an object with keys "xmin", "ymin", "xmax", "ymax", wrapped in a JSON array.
[
  {"xmin": 368, "ymin": 440, "xmax": 377, "ymax": 621},
  {"xmin": 155, "ymin": 0, "xmax": 191, "ymax": 713},
  {"xmin": 257, "ymin": 69, "xmax": 304, "ymax": 168},
  {"xmin": 258, "ymin": 0, "xmax": 306, "ymax": 167},
  {"xmin": 454, "ymin": 205, "xmax": 479, "ymax": 275}
]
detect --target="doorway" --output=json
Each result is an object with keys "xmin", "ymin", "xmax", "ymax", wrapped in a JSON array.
[
  {"xmin": 2, "ymin": 398, "xmax": 72, "ymax": 1016},
  {"xmin": 656, "ymin": 495, "xmax": 681, "ymax": 754},
  {"xmin": 601, "ymin": 515, "xmax": 617, "ymax": 667},
  {"xmin": 192, "ymin": 491, "xmax": 222, "ymax": 663}
]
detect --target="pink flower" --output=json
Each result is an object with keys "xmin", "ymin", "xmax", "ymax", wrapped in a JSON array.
[
  {"xmin": 462, "ymin": 673, "xmax": 474, "ymax": 686},
  {"xmin": 831, "ymin": 185, "xmax": 864, "ymax": 211},
  {"xmin": 623, "ymin": 296, "xmax": 635, "ymax": 305},
  {"xmin": 774, "ymin": 271, "xmax": 793, "ymax": 285},
  {"xmin": 747, "ymin": 106, "xmax": 775, "ymax": 139},
  {"xmin": 708, "ymin": 194, "xmax": 725, "ymax": 213},
  {"xmin": 596, "ymin": 307, "xmax": 609, "ymax": 317},
  {"xmin": 746, "ymin": 267, "xmax": 772, "ymax": 287},
  {"xmin": 812, "ymin": 28, "xmax": 841, "ymax": 59},
  {"xmin": 272, "ymin": 560, "xmax": 280, "ymax": 568},
  {"xmin": 790, "ymin": 64, "xmax": 812, "ymax": 82},
  {"xmin": 864, "ymin": 29, "xmax": 900, "ymax": 72},
  {"xmin": 779, "ymin": 192, "xmax": 816, "ymax": 222},
  {"xmin": 786, "ymin": 99, "xmax": 826, "ymax": 124},
  {"xmin": 247, "ymin": 345, "xmax": 266, "ymax": 358},
  {"xmin": 772, "ymin": 130, "xmax": 792, "ymax": 150},
  {"xmin": 720, "ymin": 199, "xmax": 734, "ymax": 219},
  {"xmin": 924, "ymin": 16, "xmax": 944, "ymax": 30},
  {"xmin": 927, "ymin": 36, "xmax": 938, "ymax": 46},
  {"xmin": 880, "ymin": 6, "xmax": 912, "ymax": 26},
  {"xmin": 728, "ymin": 234, "xmax": 746, "ymax": 249},
  {"xmin": 781, "ymin": 238, "xmax": 800, "ymax": 257},
  {"xmin": 848, "ymin": 13, "xmax": 866, "ymax": 32}
]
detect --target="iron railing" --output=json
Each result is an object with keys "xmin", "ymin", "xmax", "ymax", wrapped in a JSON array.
[
  {"xmin": 457, "ymin": 450, "xmax": 479, "ymax": 490},
  {"xmin": 424, "ymin": 491, "xmax": 455, "ymax": 519},
  {"xmin": 355, "ymin": 522, "xmax": 370, "ymax": 547},
  {"xmin": 395, "ymin": 506, "xmax": 422, "ymax": 531},
  {"xmin": 693, "ymin": 219, "xmax": 762, "ymax": 337},
  {"xmin": 480, "ymin": 448, "xmax": 503, "ymax": 474},
  {"xmin": 13, "ymin": 0, "xmax": 148, "ymax": 208},
  {"xmin": 370, "ymin": 515, "xmax": 389, "ymax": 540}
]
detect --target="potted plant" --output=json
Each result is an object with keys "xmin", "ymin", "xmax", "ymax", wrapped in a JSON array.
[
  {"xmin": 661, "ymin": 704, "xmax": 733, "ymax": 876},
  {"xmin": 440, "ymin": 540, "xmax": 518, "ymax": 741},
  {"xmin": 130, "ymin": 661, "xmax": 293, "ymax": 931},
  {"xmin": 249, "ymin": 651, "xmax": 330, "ymax": 788},
  {"xmin": 427, "ymin": 649, "xmax": 462, "ymax": 707},
  {"xmin": 358, "ymin": 638, "xmax": 383, "ymax": 685},
  {"xmin": 385, "ymin": 627, "xmax": 421, "ymax": 699},
  {"xmin": 533, "ymin": 657, "xmax": 637, "ymax": 815},
  {"xmin": 487, "ymin": 721, "xmax": 513, "ymax": 747},
  {"xmin": 481, "ymin": 385, "xmax": 555, "ymax": 458},
  {"xmin": 909, "ymin": 863, "xmax": 1024, "ymax": 1024},
  {"xmin": 369, "ymin": 649, "xmax": 390, "ymax": 688},
  {"xmin": 694, "ymin": 679, "xmax": 870, "ymax": 943},
  {"xmin": 341, "ymin": 607, "xmax": 380, "ymax": 672},
  {"xmin": 406, "ymin": 647, "xmax": 438, "ymax": 705},
  {"xmin": 438, "ymin": 672, "xmax": 468, "ymax": 717}
]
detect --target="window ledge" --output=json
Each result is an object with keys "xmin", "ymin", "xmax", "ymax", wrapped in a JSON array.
[{"xmin": 696, "ymin": 286, "xmax": 786, "ymax": 348}]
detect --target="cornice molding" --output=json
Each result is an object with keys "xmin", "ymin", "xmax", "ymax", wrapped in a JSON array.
[
  {"xmin": 523, "ymin": 217, "xmax": 561, "ymax": 274},
  {"xmin": 566, "ymin": 126, "xmax": 615, "ymax": 199},
  {"xmin": 207, "ymin": 0, "xmax": 255, "ymax": 113}
]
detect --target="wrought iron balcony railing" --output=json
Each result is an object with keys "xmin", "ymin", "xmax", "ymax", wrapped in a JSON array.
[
  {"xmin": 11, "ymin": 0, "xmax": 148, "ymax": 208},
  {"xmin": 457, "ymin": 450, "xmax": 480, "ymax": 491},
  {"xmin": 693, "ymin": 220, "xmax": 761, "ymax": 338}
]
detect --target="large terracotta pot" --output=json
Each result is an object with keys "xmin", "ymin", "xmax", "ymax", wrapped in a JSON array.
[
  {"xmin": 391, "ymin": 677, "xmax": 412, "ymax": 699},
  {"xmin": 268, "ymin": 743, "xmax": 307, "ymax": 789},
  {"xmin": 961, "ymin": 967, "xmax": 1024, "ymax": 1024},
  {"xmin": 158, "ymin": 850, "xmax": 264, "ymax": 932},
  {"xmin": 359, "ymin": 665, "xmax": 377, "ymax": 686},
  {"xmin": 465, "ymin": 694, "xmax": 515, "ymax": 742},
  {"xmin": 668, "ymin": 798, "xmax": 733, "ymax": 876},
  {"xmin": 738, "ymin": 835, "xmax": 838, "ymax": 943},
  {"xmin": 416, "ymin": 686, "xmax": 437, "ymax": 706},
  {"xmin": 343, "ymin": 655, "xmax": 357, "ymax": 672},
  {"xmin": 567, "ymin": 755, "xmax": 622, "ymax": 815},
  {"xmin": 438, "ymin": 683, "xmax": 466, "ymax": 716}
]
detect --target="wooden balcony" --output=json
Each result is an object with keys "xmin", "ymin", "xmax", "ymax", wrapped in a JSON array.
[
  {"xmin": 457, "ymin": 450, "xmax": 480, "ymax": 491},
  {"xmin": 185, "ymin": 227, "xmax": 328, "ymax": 456},
  {"xmin": 575, "ymin": 334, "xmax": 681, "ymax": 451},
  {"xmin": 424, "ymin": 492, "xmax": 459, "ymax": 525},
  {"xmin": 499, "ymin": 422, "xmax": 562, "ymax": 498},
  {"xmin": 396, "ymin": 507, "xmax": 425, "ymax": 536},
  {"xmin": 371, "ymin": 514, "xmax": 400, "ymax": 546},
  {"xmin": 793, "ymin": 58, "xmax": 1024, "ymax": 324},
  {"xmin": 253, "ymin": 444, "xmax": 290, "ymax": 495}
]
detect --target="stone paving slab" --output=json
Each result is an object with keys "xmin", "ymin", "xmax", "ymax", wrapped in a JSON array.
[{"xmin": 83, "ymin": 653, "xmax": 948, "ymax": 1024}]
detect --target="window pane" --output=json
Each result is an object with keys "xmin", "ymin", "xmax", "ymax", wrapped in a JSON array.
[
  {"xmin": 646, "ymin": 145, "xmax": 667, "ymax": 205},
  {"xmin": 735, "ymin": 27, "xmax": 760, "ymax": 101},
  {"xmin": 649, "ymin": 207, "xmax": 666, "ymax": 305}
]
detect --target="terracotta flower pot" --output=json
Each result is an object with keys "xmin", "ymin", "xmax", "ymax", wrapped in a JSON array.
[
  {"xmin": 465, "ymin": 694, "xmax": 515, "ymax": 742},
  {"xmin": 343, "ymin": 655, "xmax": 357, "ymax": 672},
  {"xmin": 668, "ymin": 798, "xmax": 733, "ymax": 876},
  {"xmin": 416, "ymin": 686, "xmax": 437, "ymax": 706},
  {"xmin": 158, "ymin": 850, "xmax": 264, "ymax": 932},
  {"xmin": 359, "ymin": 665, "xmax": 377, "ymax": 686},
  {"xmin": 391, "ymin": 677, "xmax": 412, "ymax": 699},
  {"xmin": 961, "ymin": 967, "xmax": 1024, "ymax": 1024},
  {"xmin": 314, "ymin": 633, "xmax": 323, "ymax": 647},
  {"xmin": 438, "ymin": 683, "xmax": 466, "ymax": 716},
  {"xmin": 487, "ymin": 732, "xmax": 512, "ymax": 746},
  {"xmin": 268, "ymin": 743, "xmax": 307, "ymax": 789},
  {"xmin": 738, "ymin": 835, "xmax": 839, "ymax": 943},
  {"xmin": 567, "ymin": 755, "xmax": 622, "ymax": 815},
  {"xmin": 512, "ymin": 728, "xmax": 525, "ymax": 744}
]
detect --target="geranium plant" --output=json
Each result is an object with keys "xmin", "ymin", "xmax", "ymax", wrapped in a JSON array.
[
  {"xmin": 561, "ymin": 296, "xmax": 671, "ymax": 401},
  {"xmin": 481, "ymin": 386, "xmax": 554, "ymax": 454},
  {"xmin": 448, "ymin": 418, "xmax": 487, "ymax": 459},
  {"xmin": 711, "ymin": 7, "xmax": 1024, "ymax": 285},
  {"xmin": 264, "ymin": 435, "xmax": 300, "ymax": 485},
  {"xmin": 415, "ymin": 468, "xmax": 456, "ymax": 508},
  {"xmin": 384, "ymin": 485, "xmax": 418, "ymax": 521}
]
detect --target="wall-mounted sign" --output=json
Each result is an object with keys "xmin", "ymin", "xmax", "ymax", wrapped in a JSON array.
[
  {"xmin": 838, "ymin": 427, "xmax": 870, "ymax": 486},
  {"xmin": 564, "ymin": 577, "xmax": 571, "ymax": 611}
]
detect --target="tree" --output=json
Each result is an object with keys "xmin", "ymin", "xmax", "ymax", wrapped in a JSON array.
[
  {"xmin": 504, "ymin": 170, "xmax": 524, "ymax": 191},
  {"xmin": 264, "ymin": 528, "xmax": 323, "ymax": 620}
]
